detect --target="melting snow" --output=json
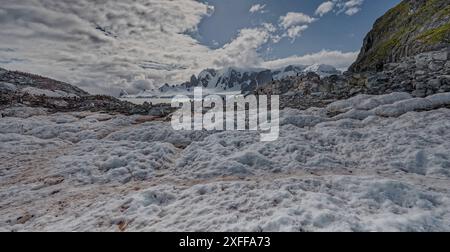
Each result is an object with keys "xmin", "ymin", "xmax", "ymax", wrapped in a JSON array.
[{"xmin": 1, "ymin": 92, "xmax": 450, "ymax": 231}]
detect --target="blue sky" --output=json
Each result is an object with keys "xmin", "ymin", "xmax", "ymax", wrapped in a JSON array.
[
  {"xmin": 198, "ymin": 0, "xmax": 401, "ymax": 60},
  {"xmin": 0, "ymin": 0, "xmax": 402, "ymax": 95}
]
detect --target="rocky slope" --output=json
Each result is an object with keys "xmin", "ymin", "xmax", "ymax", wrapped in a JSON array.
[
  {"xmin": 0, "ymin": 68, "xmax": 89, "ymax": 97},
  {"xmin": 257, "ymin": 0, "xmax": 449, "ymax": 109},
  {"xmin": 349, "ymin": 0, "xmax": 450, "ymax": 72},
  {"xmin": 257, "ymin": 49, "xmax": 449, "ymax": 109},
  {"xmin": 356, "ymin": 49, "xmax": 449, "ymax": 97},
  {"xmin": 0, "ymin": 68, "xmax": 174, "ymax": 117}
]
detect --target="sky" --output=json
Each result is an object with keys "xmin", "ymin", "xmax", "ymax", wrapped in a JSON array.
[{"xmin": 0, "ymin": 0, "xmax": 401, "ymax": 95}]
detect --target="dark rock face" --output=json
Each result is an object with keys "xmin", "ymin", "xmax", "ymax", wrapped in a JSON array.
[
  {"xmin": 255, "ymin": 73, "xmax": 351, "ymax": 109},
  {"xmin": 159, "ymin": 83, "xmax": 172, "ymax": 92},
  {"xmin": 166, "ymin": 67, "xmax": 274, "ymax": 92},
  {"xmin": 348, "ymin": 49, "xmax": 449, "ymax": 98},
  {"xmin": 204, "ymin": 68, "xmax": 273, "ymax": 91},
  {"xmin": 195, "ymin": 69, "xmax": 217, "ymax": 88},
  {"xmin": 349, "ymin": 0, "xmax": 450, "ymax": 73}
]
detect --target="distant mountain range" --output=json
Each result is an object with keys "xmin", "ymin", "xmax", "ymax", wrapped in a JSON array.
[{"xmin": 124, "ymin": 64, "xmax": 341, "ymax": 97}]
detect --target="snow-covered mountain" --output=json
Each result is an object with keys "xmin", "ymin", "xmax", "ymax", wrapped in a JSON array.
[
  {"xmin": 176, "ymin": 64, "xmax": 340, "ymax": 93},
  {"xmin": 303, "ymin": 64, "xmax": 343, "ymax": 77},
  {"xmin": 126, "ymin": 64, "xmax": 341, "ymax": 97},
  {"xmin": 159, "ymin": 66, "xmax": 273, "ymax": 94}
]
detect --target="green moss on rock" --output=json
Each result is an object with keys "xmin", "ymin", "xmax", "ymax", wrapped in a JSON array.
[{"xmin": 417, "ymin": 23, "xmax": 450, "ymax": 44}]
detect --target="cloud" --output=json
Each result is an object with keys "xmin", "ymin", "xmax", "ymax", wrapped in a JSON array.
[
  {"xmin": 211, "ymin": 27, "xmax": 274, "ymax": 68},
  {"xmin": 341, "ymin": 0, "xmax": 364, "ymax": 15},
  {"xmin": 279, "ymin": 12, "xmax": 316, "ymax": 29},
  {"xmin": 285, "ymin": 25, "xmax": 308, "ymax": 40},
  {"xmin": 315, "ymin": 1, "xmax": 335, "ymax": 17},
  {"xmin": 314, "ymin": 0, "xmax": 364, "ymax": 17},
  {"xmin": 344, "ymin": 7, "xmax": 361, "ymax": 16},
  {"xmin": 0, "ymin": 0, "xmax": 361, "ymax": 95},
  {"xmin": 344, "ymin": 0, "xmax": 364, "ymax": 8},
  {"xmin": 249, "ymin": 4, "xmax": 266, "ymax": 14},
  {"xmin": 261, "ymin": 50, "xmax": 359, "ymax": 71},
  {"xmin": 278, "ymin": 12, "xmax": 316, "ymax": 40},
  {"xmin": 0, "ymin": 0, "xmax": 217, "ymax": 95}
]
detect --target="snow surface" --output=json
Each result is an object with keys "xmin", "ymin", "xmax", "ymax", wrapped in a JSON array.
[{"xmin": 1, "ymin": 92, "xmax": 450, "ymax": 231}]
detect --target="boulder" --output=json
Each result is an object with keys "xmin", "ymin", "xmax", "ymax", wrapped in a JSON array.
[
  {"xmin": 428, "ymin": 61, "xmax": 444, "ymax": 72},
  {"xmin": 428, "ymin": 79, "xmax": 441, "ymax": 90},
  {"xmin": 431, "ymin": 50, "xmax": 448, "ymax": 61},
  {"xmin": 0, "ymin": 82, "xmax": 17, "ymax": 92}
]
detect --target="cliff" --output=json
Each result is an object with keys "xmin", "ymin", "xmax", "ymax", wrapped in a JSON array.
[{"xmin": 349, "ymin": 0, "xmax": 450, "ymax": 72}]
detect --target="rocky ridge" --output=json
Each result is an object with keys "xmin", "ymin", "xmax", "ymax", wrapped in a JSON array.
[
  {"xmin": 0, "ymin": 69, "xmax": 88, "ymax": 97},
  {"xmin": 0, "ymin": 68, "xmax": 174, "ymax": 117},
  {"xmin": 349, "ymin": 0, "xmax": 450, "ymax": 72}
]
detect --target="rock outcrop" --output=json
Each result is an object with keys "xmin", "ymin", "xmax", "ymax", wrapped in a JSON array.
[
  {"xmin": 257, "ymin": 0, "xmax": 449, "ymax": 109},
  {"xmin": 359, "ymin": 49, "xmax": 449, "ymax": 97},
  {"xmin": 349, "ymin": 0, "xmax": 450, "ymax": 72},
  {"xmin": 0, "ymin": 69, "xmax": 89, "ymax": 97},
  {"xmin": 256, "ymin": 49, "xmax": 449, "ymax": 109},
  {"xmin": 0, "ymin": 68, "xmax": 174, "ymax": 117}
]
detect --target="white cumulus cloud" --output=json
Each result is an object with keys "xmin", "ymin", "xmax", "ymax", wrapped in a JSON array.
[
  {"xmin": 314, "ymin": 0, "xmax": 365, "ymax": 17},
  {"xmin": 279, "ymin": 12, "xmax": 316, "ymax": 29},
  {"xmin": 211, "ymin": 26, "xmax": 275, "ymax": 68},
  {"xmin": 345, "ymin": 7, "xmax": 361, "ymax": 16},
  {"xmin": 315, "ymin": 1, "xmax": 335, "ymax": 17},
  {"xmin": 278, "ymin": 12, "xmax": 316, "ymax": 40},
  {"xmin": 249, "ymin": 4, "xmax": 266, "ymax": 14},
  {"xmin": 285, "ymin": 25, "xmax": 309, "ymax": 40}
]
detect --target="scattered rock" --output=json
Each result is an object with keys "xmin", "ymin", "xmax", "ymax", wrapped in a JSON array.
[
  {"xmin": 256, "ymin": 48, "xmax": 449, "ymax": 109},
  {"xmin": 16, "ymin": 213, "xmax": 34, "ymax": 225}
]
